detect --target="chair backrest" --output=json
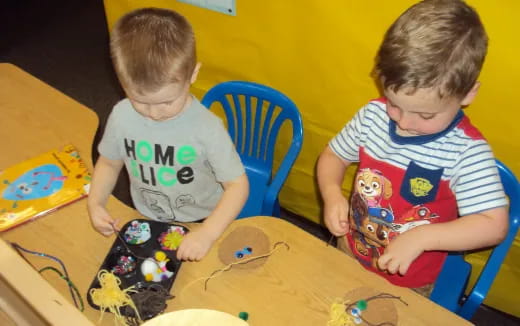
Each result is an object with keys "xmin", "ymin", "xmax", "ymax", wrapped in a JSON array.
[
  {"xmin": 430, "ymin": 160, "xmax": 520, "ymax": 320},
  {"xmin": 201, "ymin": 81, "xmax": 303, "ymax": 218}
]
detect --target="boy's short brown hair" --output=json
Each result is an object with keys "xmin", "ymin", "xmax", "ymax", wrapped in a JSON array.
[
  {"xmin": 375, "ymin": 0, "xmax": 488, "ymax": 99},
  {"xmin": 110, "ymin": 7, "xmax": 196, "ymax": 93}
]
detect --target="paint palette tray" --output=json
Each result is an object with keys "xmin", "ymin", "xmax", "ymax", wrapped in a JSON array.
[{"xmin": 87, "ymin": 219, "xmax": 189, "ymax": 319}]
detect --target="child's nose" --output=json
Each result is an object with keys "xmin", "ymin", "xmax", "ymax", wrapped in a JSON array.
[{"xmin": 397, "ymin": 113, "xmax": 414, "ymax": 130}]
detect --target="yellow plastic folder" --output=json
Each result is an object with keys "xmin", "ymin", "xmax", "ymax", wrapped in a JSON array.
[{"xmin": 0, "ymin": 144, "xmax": 90, "ymax": 232}]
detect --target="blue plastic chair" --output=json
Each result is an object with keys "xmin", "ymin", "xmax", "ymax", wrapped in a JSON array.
[
  {"xmin": 430, "ymin": 160, "xmax": 520, "ymax": 319},
  {"xmin": 202, "ymin": 81, "xmax": 303, "ymax": 218}
]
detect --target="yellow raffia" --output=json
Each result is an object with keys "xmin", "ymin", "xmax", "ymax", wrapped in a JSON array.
[
  {"xmin": 327, "ymin": 299, "xmax": 356, "ymax": 326},
  {"xmin": 89, "ymin": 270, "xmax": 141, "ymax": 325}
]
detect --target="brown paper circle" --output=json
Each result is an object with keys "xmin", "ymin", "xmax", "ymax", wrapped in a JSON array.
[
  {"xmin": 218, "ymin": 226, "xmax": 271, "ymax": 269},
  {"xmin": 343, "ymin": 287, "xmax": 399, "ymax": 325}
]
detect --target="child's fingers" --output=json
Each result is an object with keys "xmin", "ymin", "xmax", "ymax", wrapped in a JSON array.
[
  {"xmin": 386, "ymin": 260, "xmax": 400, "ymax": 274},
  {"xmin": 331, "ymin": 229, "xmax": 348, "ymax": 236},
  {"xmin": 176, "ymin": 235, "xmax": 189, "ymax": 260},
  {"xmin": 327, "ymin": 222, "xmax": 342, "ymax": 236},
  {"xmin": 186, "ymin": 250, "xmax": 202, "ymax": 261},
  {"xmin": 177, "ymin": 237, "xmax": 206, "ymax": 261},
  {"xmin": 330, "ymin": 221, "xmax": 348, "ymax": 236},
  {"xmin": 176, "ymin": 248, "xmax": 183, "ymax": 260},
  {"xmin": 96, "ymin": 216, "xmax": 116, "ymax": 236},
  {"xmin": 177, "ymin": 243, "xmax": 189, "ymax": 260},
  {"xmin": 99, "ymin": 226, "xmax": 114, "ymax": 237},
  {"xmin": 325, "ymin": 212, "xmax": 346, "ymax": 236},
  {"xmin": 378, "ymin": 255, "xmax": 402, "ymax": 275},
  {"xmin": 111, "ymin": 218, "xmax": 121, "ymax": 231},
  {"xmin": 398, "ymin": 261, "xmax": 411, "ymax": 275},
  {"xmin": 334, "ymin": 215, "xmax": 349, "ymax": 235},
  {"xmin": 178, "ymin": 248, "xmax": 199, "ymax": 261},
  {"xmin": 377, "ymin": 254, "xmax": 391, "ymax": 271}
]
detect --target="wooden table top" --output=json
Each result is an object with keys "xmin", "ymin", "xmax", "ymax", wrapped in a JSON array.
[{"xmin": 0, "ymin": 63, "xmax": 471, "ymax": 325}]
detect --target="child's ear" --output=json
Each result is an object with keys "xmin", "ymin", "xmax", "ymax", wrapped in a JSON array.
[
  {"xmin": 460, "ymin": 82, "xmax": 480, "ymax": 106},
  {"xmin": 190, "ymin": 62, "xmax": 202, "ymax": 84}
]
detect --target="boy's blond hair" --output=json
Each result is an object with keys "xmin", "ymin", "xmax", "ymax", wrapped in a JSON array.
[
  {"xmin": 375, "ymin": 0, "xmax": 488, "ymax": 99},
  {"xmin": 110, "ymin": 7, "xmax": 196, "ymax": 94}
]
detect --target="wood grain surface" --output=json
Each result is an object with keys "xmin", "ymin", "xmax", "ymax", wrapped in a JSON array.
[{"xmin": 0, "ymin": 63, "xmax": 471, "ymax": 326}]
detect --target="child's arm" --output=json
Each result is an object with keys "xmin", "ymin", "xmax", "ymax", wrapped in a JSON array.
[
  {"xmin": 176, "ymin": 173, "xmax": 249, "ymax": 261},
  {"xmin": 378, "ymin": 206, "xmax": 509, "ymax": 275},
  {"xmin": 317, "ymin": 146, "xmax": 353, "ymax": 236},
  {"xmin": 87, "ymin": 155, "xmax": 125, "ymax": 236}
]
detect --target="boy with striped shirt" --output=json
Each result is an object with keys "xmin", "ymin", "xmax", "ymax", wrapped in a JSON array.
[{"xmin": 317, "ymin": 0, "xmax": 508, "ymax": 295}]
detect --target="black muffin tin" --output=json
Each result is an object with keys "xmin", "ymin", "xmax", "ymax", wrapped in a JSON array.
[{"xmin": 87, "ymin": 219, "xmax": 189, "ymax": 318}]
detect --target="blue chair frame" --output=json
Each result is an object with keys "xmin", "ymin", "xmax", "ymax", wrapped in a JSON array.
[
  {"xmin": 430, "ymin": 160, "xmax": 520, "ymax": 319},
  {"xmin": 202, "ymin": 81, "xmax": 303, "ymax": 218}
]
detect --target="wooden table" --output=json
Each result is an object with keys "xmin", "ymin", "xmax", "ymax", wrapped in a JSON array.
[{"xmin": 0, "ymin": 64, "xmax": 471, "ymax": 325}]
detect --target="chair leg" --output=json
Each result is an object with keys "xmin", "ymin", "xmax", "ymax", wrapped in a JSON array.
[{"xmin": 273, "ymin": 199, "xmax": 281, "ymax": 217}]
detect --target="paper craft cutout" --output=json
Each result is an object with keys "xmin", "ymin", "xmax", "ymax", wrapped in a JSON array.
[
  {"xmin": 341, "ymin": 287, "xmax": 400, "ymax": 325},
  {"xmin": 218, "ymin": 226, "xmax": 270, "ymax": 269},
  {"xmin": 140, "ymin": 309, "xmax": 248, "ymax": 326}
]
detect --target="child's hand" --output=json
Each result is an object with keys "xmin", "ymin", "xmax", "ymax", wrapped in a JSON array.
[
  {"xmin": 377, "ymin": 228, "xmax": 426, "ymax": 275},
  {"xmin": 88, "ymin": 205, "xmax": 120, "ymax": 236},
  {"xmin": 176, "ymin": 228, "xmax": 215, "ymax": 261},
  {"xmin": 323, "ymin": 194, "xmax": 350, "ymax": 236}
]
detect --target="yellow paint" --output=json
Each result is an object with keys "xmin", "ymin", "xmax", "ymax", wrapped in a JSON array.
[{"xmin": 104, "ymin": 0, "xmax": 520, "ymax": 316}]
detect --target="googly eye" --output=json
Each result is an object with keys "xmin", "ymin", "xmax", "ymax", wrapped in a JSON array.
[
  {"xmin": 350, "ymin": 307, "xmax": 361, "ymax": 317},
  {"xmin": 235, "ymin": 251, "xmax": 244, "ymax": 259}
]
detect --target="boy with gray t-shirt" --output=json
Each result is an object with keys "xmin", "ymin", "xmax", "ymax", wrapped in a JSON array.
[{"xmin": 88, "ymin": 8, "xmax": 248, "ymax": 261}]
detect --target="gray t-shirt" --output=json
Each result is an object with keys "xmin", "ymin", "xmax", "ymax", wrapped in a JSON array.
[{"xmin": 98, "ymin": 97, "xmax": 245, "ymax": 222}]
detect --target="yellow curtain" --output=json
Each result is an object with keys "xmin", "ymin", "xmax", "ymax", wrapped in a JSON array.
[{"xmin": 104, "ymin": 0, "xmax": 520, "ymax": 316}]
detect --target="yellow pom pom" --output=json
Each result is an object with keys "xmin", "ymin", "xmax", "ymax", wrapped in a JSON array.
[
  {"xmin": 155, "ymin": 251, "xmax": 167, "ymax": 261},
  {"xmin": 161, "ymin": 231, "xmax": 183, "ymax": 250}
]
